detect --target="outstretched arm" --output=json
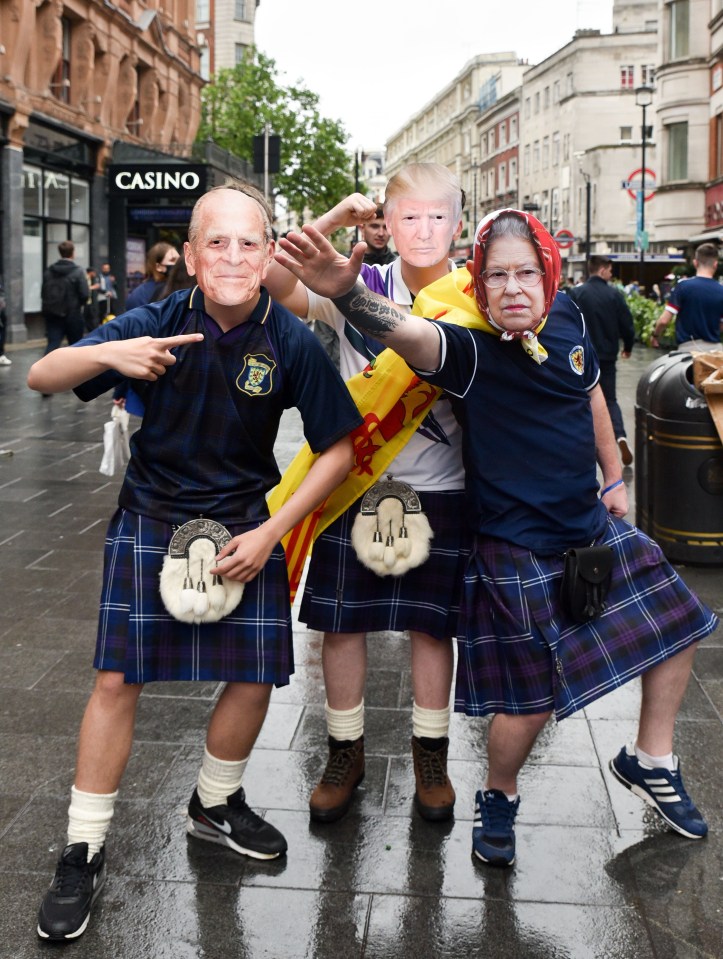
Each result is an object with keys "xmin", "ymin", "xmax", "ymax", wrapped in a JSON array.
[
  {"xmin": 275, "ymin": 226, "xmax": 442, "ymax": 370},
  {"xmin": 264, "ymin": 193, "xmax": 378, "ymax": 319},
  {"xmin": 27, "ymin": 333, "xmax": 204, "ymax": 394}
]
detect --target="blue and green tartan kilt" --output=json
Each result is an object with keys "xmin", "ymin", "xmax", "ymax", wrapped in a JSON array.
[
  {"xmin": 299, "ymin": 490, "xmax": 471, "ymax": 640},
  {"xmin": 94, "ymin": 508, "xmax": 294, "ymax": 686},
  {"xmin": 455, "ymin": 513, "xmax": 718, "ymax": 720}
]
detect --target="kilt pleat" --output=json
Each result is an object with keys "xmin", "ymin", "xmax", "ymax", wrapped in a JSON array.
[
  {"xmin": 94, "ymin": 509, "xmax": 294, "ymax": 685},
  {"xmin": 299, "ymin": 490, "xmax": 470, "ymax": 640},
  {"xmin": 455, "ymin": 513, "xmax": 718, "ymax": 720}
]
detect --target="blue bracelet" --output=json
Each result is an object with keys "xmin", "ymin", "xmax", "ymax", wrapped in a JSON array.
[{"xmin": 601, "ymin": 479, "xmax": 624, "ymax": 497}]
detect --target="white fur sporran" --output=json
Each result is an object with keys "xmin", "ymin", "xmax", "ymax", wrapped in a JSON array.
[
  {"xmin": 159, "ymin": 519, "xmax": 244, "ymax": 624},
  {"xmin": 351, "ymin": 477, "xmax": 433, "ymax": 577}
]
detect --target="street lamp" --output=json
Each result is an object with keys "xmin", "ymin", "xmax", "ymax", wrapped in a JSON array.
[{"xmin": 635, "ymin": 85, "xmax": 654, "ymax": 278}]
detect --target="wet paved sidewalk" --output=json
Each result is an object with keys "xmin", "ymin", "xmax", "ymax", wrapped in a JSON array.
[{"xmin": 0, "ymin": 343, "xmax": 721, "ymax": 959}]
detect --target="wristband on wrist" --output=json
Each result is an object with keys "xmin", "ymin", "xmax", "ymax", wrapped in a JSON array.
[{"xmin": 601, "ymin": 479, "xmax": 624, "ymax": 497}]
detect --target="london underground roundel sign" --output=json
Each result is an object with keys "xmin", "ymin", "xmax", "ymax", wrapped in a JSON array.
[{"xmin": 554, "ymin": 229, "xmax": 575, "ymax": 250}]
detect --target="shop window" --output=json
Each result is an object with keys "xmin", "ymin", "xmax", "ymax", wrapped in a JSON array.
[{"xmin": 22, "ymin": 163, "xmax": 92, "ymax": 312}]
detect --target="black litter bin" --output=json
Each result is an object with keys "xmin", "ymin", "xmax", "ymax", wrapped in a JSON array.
[{"xmin": 635, "ymin": 351, "xmax": 723, "ymax": 565}]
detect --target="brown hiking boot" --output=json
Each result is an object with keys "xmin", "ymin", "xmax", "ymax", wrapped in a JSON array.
[
  {"xmin": 412, "ymin": 735, "xmax": 455, "ymax": 821},
  {"xmin": 309, "ymin": 736, "xmax": 365, "ymax": 823}
]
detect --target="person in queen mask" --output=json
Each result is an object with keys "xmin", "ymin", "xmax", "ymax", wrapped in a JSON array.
[{"xmin": 274, "ymin": 207, "xmax": 717, "ymax": 869}]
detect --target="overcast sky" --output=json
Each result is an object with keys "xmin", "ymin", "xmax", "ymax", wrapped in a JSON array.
[{"xmin": 255, "ymin": 0, "xmax": 614, "ymax": 148}]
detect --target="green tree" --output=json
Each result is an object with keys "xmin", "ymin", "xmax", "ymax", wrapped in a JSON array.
[{"xmin": 197, "ymin": 49, "xmax": 355, "ymax": 222}]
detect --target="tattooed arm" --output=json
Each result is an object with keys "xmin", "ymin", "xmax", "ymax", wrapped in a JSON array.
[{"xmin": 275, "ymin": 225, "xmax": 442, "ymax": 369}]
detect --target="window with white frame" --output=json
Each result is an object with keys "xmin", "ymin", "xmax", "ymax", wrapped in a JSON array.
[
  {"xmin": 196, "ymin": 0, "xmax": 210, "ymax": 20},
  {"xmin": 534, "ymin": 91, "xmax": 540, "ymax": 113},
  {"xmin": 620, "ymin": 126, "xmax": 633, "ymax": 142},
  {"xmin": 544, "ymin": 86, "xmax": 550, "ymax": 109},
  {"xmin": 667, "ymin": 121, "xmax": 688, "ymax": 179},
  {"xmin": 523, "ymin": 144, "xmax": 530, "ymax": 175},
  {"xmin": 533, "ymin": 140, "xmax": 540, "ymax": 172},
  {"xmin": 499, "ymin": 122, "xmax": 507, "ymax": 147},
  {"xmin": 669, "ymin": 1, "xmax": 689, "ymax": 59},
  {"xmin": 235, "ymin": 0, "xmax": 248, "ymax": 20},
  {"xmin": 641, "ymin": 64, "xmax": 655, "ymax": 86},
  {"xmin": 499, "ymin": 163, "xmax": 506, "ymax": 193},
  {"xmin": 542, "ymin": 136, "xmax": 550, "ymax": 169},
  {"xmin": 620, "ymin": 65, "xmax": 635, "ymax": 89},
  {"xmin": 510, "ymin": 116, "xmax": 518, "ymax": 141},
  {"xmin": 552, "ymin": 131, "xmax": 560, "ymax": 166},
  {"xmin": 524, "ymin": 97, "xmax": 531, "ymax": 119}
]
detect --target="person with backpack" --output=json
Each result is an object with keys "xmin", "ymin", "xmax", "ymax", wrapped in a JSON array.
[{"xmin": 41, "ymin": 241, "xmax": 90, "ymax": 354}]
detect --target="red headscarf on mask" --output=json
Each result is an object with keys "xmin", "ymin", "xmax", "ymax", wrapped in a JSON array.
[{"xmin": 471, "ymin": 209, "xmax": 561, "ymax": 324}]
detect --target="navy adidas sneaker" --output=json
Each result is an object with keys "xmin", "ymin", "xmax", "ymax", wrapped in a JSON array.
[
  {"xmin": 609, "ymin": 746, "xmax": 708, "ymax": 839},
  {"xmin": 472, "ymin": 788, "xmax": 520, "ymax": 867}
]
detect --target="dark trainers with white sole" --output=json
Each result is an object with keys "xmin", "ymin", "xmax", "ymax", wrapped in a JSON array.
[
  {"xmin": 187, "ymin": 785, "xmax": 287, "ymax": 859},
  {"xmin": 609, "ymin": 746, "xmax": 708, "ymax": 839},
  {"xmin": 472, "ymin": 789, "xmax": 520, "ymax": 867},
  {"xmin": 37, "ymin": 842, "xmax": 106, "ymax": 941}
]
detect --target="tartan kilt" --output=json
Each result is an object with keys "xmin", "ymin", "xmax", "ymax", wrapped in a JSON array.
[
  {"xmin": 455, "ymin": 513, "xmax": 718, "ymax": 720},
  {"xmin": 94, "ymin": 508, "xmax": 294, "ymax": 685},
  {"xmin": 299, "ymin": 490, "xmax": 470, "ymax": 640}
]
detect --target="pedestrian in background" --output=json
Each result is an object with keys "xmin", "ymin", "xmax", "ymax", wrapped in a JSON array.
[
  {"xmin": 360, "ymin": 205, "xmax": 397, "ymax": 266},
  {"xmin": 0, "ymin": 277, "xmax": 9, "ymax": 365},
  {"xmin": 125, "ymin": 242, "xmax": 179, "ymax": 310},
  {"xmin": 97, "ymin": 262, "xmax": 117, "ymax": 321},
  {"xmin": 568, "ymin": 255, "xmax": 635, "ymax": 466},
  {"xmin": 652, "ymin": 242, "xmax": 723, "ymax": 351},
  {"xmin": 40, "ymin": 240, "xmax": 89, "ymax": 354}
]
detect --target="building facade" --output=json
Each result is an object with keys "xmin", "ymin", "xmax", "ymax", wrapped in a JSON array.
[
  {"xmin": 0, "ymin": 0, "xmax": 205, "ymax": 341},
  {"xmin": 195, "ymin": 0, "xmax": 259, "ymax": 80}
]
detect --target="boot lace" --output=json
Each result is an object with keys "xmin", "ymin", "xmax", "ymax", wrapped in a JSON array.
[
  {"xmin": 320, "ymin": 745, "xmax": 359, "ymax": 786},
  {"xmin": 53, "ymin": 858, "xmax": 88, "ymax": 897},
  {"xmin": 416, "ymin": 746, "xmax": 449, "ymax": 788}
]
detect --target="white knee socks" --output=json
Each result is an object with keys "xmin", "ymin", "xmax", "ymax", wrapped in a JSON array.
[
  {"xmin": 196, "ymin": 746, "xmax": 248, "ymax": 809},
  {"xmin": 67, "ymin": 786, "xmax": 118, "ymax": 859},
  {"xmin": 325, "ymin": 700, "xmax": 364, "ymax": 742},
  {"xmin": 412, "ymin": 702, "xmax": 450, "ymax": 740}
]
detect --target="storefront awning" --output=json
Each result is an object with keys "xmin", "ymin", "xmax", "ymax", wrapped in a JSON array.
[{"xmin": 688, "ymin": 228, "xmax": 723, "ymax": 244}]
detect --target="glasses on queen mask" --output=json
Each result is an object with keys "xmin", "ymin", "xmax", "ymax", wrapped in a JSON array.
[{"xmin": 480, "ymin": 267, "xmax": 544, "ymax": 289}]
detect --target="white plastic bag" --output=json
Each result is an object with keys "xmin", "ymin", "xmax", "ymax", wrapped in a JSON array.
[{"xmin": 99, "ymin": 405, "xmax": 131, "ymax": 476}]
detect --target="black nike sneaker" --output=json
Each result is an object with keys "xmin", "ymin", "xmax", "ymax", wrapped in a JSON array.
[
  {"xmin": 37, "ymin": 842, "xmax": 106, "ymax": 941},
  {"xmin": 187, "ymin": 786, "xmax": 287, "ymax": 859}
]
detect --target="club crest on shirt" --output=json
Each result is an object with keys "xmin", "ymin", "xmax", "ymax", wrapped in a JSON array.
[
  {"xmin": 237, "ymin": 354, "xmax": 276, "ymax": 396},
  {"xmin": 568, "ymin": 345, "xmax": 585, "ymax": 375}
]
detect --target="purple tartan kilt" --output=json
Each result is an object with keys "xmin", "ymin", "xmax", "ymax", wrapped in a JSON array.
[
  {"xmin": 94, "ymin": 509, "xmax": 294, "ymax": 685},
  {"xmin": 299, "ymin": 490, "xmax": 471, "ymax": 640},
  {"xmin": 455, "ymin": 513, "xmax": 718, "ymax": 720}
]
